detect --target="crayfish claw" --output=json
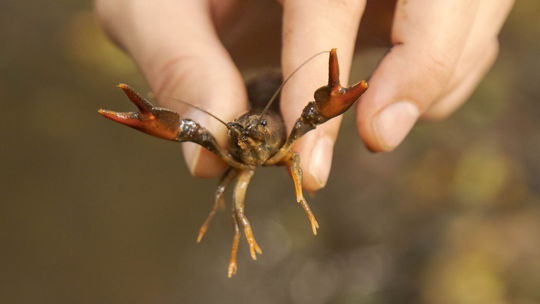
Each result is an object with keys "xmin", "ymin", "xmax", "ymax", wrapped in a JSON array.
[
  {"xmin": 98, "ymin": 84, "xmax": 181, "ymax": 141},
  {"xmin": 328, "ymin": 48, "xmax": 340, "ymax": 89},
  {"xmin": 297, "ymin": 197, "xmax": 319, "ymax": 236},
  {"xmin": 314, "ymin": 49, "xmax": 369, "ymax": 119},
  {"xmin": 116, "ymin": 83, "xmax": 154, "ymax": 113},
  {"xmin": 241, "ymin": 222, "xmax": 262, "ymax": 260},
  {"xmin": 196, "ymin": 224, "xmax": 209, "ymax": 243},
  {"xmin": 227, "ymin": 261, "xmax": 238, "ymax": 278}
]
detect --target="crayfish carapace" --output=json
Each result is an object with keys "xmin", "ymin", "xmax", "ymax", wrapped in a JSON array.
[{"xmin": 98, "ymin": 49, "xmax": 368, "ymax": 277}]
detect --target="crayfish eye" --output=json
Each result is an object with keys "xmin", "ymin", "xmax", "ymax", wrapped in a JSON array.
[{"xmin": 259, "ymin": 119, "xmax": 267, "ymax": 127}]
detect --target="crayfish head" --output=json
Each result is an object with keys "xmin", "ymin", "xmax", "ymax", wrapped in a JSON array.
[{"xmin": 226, "ymin": 112, "xmax": 285, "ymax": 165}]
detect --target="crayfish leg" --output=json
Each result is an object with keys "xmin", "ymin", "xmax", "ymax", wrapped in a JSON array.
[
  {"xmin": 281, "ymin": 152, "xmax": 319, "ymax": 235},
  {"xmin": 228, "ymin": 208, "xmax": 241, "ymax": 278},
  {"xmin": 197, "ymin": 168, "xmax": 238, "ymax": 243},
  {"xmin": 232, "ymin": 169, "xmax": 262, "ymax": 261}
]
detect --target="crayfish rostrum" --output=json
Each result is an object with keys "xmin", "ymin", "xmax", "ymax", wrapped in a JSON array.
[{"xmin": 98, "ymin": 49, "xmax": 368, "ymax": 277}]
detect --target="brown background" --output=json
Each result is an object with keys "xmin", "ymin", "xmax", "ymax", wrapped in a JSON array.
[{"xmin": 1, "ymin": 1, "xmax": 539, "ymax": 303}]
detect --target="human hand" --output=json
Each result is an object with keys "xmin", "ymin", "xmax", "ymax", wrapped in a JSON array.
[
  {"xmin": 95, "ymin": 0, "xmax": 248, "ymax": 179},
  {"xmin": 95, "ymin": 0, "xmax": 514, "ymax": 191}
]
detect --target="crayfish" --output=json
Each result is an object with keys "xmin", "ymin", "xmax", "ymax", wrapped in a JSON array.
[{"xmin": 98, "ymin": 49, "xmax": 368, "ymax": 277}]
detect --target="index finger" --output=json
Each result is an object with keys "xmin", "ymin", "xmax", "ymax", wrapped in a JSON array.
[{"xmin": 281, "ymin": 0, "xmax": 366, "ymax": 190}]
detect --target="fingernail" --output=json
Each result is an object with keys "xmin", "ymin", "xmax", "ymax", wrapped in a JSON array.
[
  {"xmin": 181, "ymin": 110, "xmax": 205, "ymax": 175},
  {"xmin": 309, "ymin": 136, "xmax": 334, "ymax": 188},
  {"xmin": 182, "ymin": 142, "xmax": 202, "ymax": 175},
  {"xmin": 372, "ymin": 101, "xmax": 419, "ymax": 151}
]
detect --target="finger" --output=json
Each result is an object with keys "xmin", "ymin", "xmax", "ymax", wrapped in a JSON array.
[
  {"xmin": 423, "ymin": 40, "xmax": 498, "ymax": 120},
  {"xmin": 424, "ymin": 0, "xmax": 514, "ymax": 119},
  {"xmin": 281, "ymin": 0, "xmax": 366, "ymax": 190},
  {"xmin": 356, "ymin": 0, "xmax": 480, "ymax": 152},
  {"xmin": 95, "ymin": 0, "xmax": 246, "ymax": 178}
]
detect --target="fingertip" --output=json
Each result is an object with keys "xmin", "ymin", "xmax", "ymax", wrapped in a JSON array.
[
  {"xmin": 308, "ymin": 135, "xmax": 335, "ymax": 189},
  {"xmin": 295, "ymin": 131, "xmax": 335, "ymax": 191},
  {"xmin": 354, "ymin": 44, "xmax": 448, "ymax": 152},
  {"xmin": 368, "ymin": 100, "xmax": 419, "ymax": 152},
  {"xmin": 182, "ymin": 143, "xmax": 227, "ymax": 178}
]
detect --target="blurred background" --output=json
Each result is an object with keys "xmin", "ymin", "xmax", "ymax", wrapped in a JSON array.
[{"xmin": 1, "ymin": 1, "xmax": 539, "ymax": 303}]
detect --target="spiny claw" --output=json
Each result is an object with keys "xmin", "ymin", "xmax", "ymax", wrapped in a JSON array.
[
  {"xmin": 298, "ymin": 198, "xmax": 319, "ymax": 235},
  {"xmin": 227, "ymin": 261, "xmax": 237, "ymax": 278},
  {"xmin": 314, "ymin": 48, "xmax": 369, "ymax": 119},
  {"xmin": 309, "ymin": 215, "xmax": 319, "ymax": 236},
  {"xmin": 196, "ymin": 225, "xmax": 208, "ymax": 243},
  {"xmin": 248, "ymin": 241, "xmax": 263, "ymax": 261},
  {"xmin": 98, "ymin": 84, "xmax": 180, "ymax": 141},
  {"xmin": 243, "ymin": 227, "xmax": 262, "ymax": 260},
  {"xmin": 255, "ymin": 241, "xmax": 262, "ymax": 255},
  {"xmin": 247, "ymin": 238, "xmax": 263, "ymax": 260},
  {"xmin": 196, "ymin": 196, "xmax": 224, "ymax": 243}
]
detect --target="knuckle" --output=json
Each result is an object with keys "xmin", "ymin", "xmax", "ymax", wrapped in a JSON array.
[
  {"xmin": 412, "ymin": 49, "xmax": 456, "ymax": 97},
  {"xmin": 423, "ymin": 51, "xmax": 454, "ymax": 84},
  {"xmin": 422, "ymin": 39, "xmax": 500, "ymax": 121}
]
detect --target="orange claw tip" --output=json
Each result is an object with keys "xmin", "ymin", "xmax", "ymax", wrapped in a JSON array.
[
  {"xmin": 115, "ymin": 83, "xmax": 155, "ymax": 113},
  {"xmin": 227, "ymin": 263, "xmax": 237, "ymax": 278},
  {"xmin": 196, "ymin": 228, "xmax": 207, "ymax": 243},
  {"xmin": 97, "ymin": 108, "xmax": 139, "ymax": 123},
  {"xmin": 328, "ymin": 49, "xmax": 340, "ymax": 88},
  {"xmin": 97, "ymin": 108, "xmax": 118, "ymax": 120},
  {"xmin": 359, "ymin": 80, "xmax": 369, "ymax": 89},
  {"xmin": 116, "ymin": 83, "xmax": 132, "ymax": 95},
  {"xmin": 97, "ymin": 108, "xmax": 122, "ymax": 116}
]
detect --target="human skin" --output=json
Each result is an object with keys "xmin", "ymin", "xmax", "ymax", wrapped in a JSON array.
[{"xmin": 95, "ymin": 0, "xmax": 514, "ymax": 191}]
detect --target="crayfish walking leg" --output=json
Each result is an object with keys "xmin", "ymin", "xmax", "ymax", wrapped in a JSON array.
[
  {"xmin": 232, "ymin": 170, "xmax": 262, "ymax": 261},
  {"xmin": 228, "ymin": 205, "xmax": 241, "ymax": 278},
  {"xmin": 197, "ymin": 168, "xmax": 238, "ymax": 243},
  {"xmin": 280, "ymin": 152, "xmax": 319, "ymax": 235}
]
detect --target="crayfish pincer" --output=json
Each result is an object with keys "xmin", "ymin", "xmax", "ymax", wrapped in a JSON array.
[{"xmin": 98, "ymin": 48, "xmax": 368, "ymax": 277}]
